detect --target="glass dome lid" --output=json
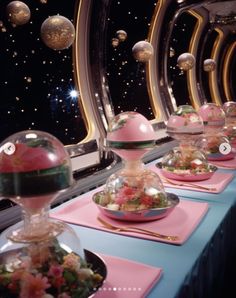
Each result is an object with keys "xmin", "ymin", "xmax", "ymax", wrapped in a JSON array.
[
  {"xmin": 105, "ymin": 111, "xmax": 158, "ymax": 161},
  {"xmin": 159, "ymin": 145, "xmax": 217, "ymax": 181},
  {"xmin": 223, "ymin": 101, "xmax": 236, "ymax": 124},
  {"xmin": 0, "ymin": 130, "xmax": 73, "ymax": 199},
  {"xmin": 92, "ymin": 160, "xmax": 180, "ymax": 222},
  {"xmin": 197, "ymin": 103, "xmax": 225, "ymax": 133},
  {"xmin": 102, "ymin": 165, "xmax": 167, "ymax": 211},
  {"xmin": 166, "ymin": 105, "xmax": 204, "ymax": 141},
  {"xmin": 106, "ymin": 111, "xmax": 157, "ymax": 149},
  {"xmin": 0, "ymin": 130, "xmax": 106, "ymax": 297},
  {"xmin": 195, "ymin": 134, "xmax": 234, "ymax": 161},
  {"xmin": 161, "ymin": 146, "xmax": 208, "ymax": 172}
]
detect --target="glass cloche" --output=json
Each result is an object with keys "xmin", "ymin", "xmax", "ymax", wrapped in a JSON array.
[
  {"xmin": 222, "ymin": 101, "xmax": 236, "ymax": 148},
  {"xmin": 223, "ymin": 101, "xmax": 236, "ymax": 124},
  {"xmin": 166, "ymin": 104, "xmax": 204, "ymax": 144},
  {"xmin": 105, "ymin": 111, "xmax": 157, "ymax": 161},
  {"xmin": 0, "ymin": 130, "xmax": 104, "ymax": 297},
  {"xmin": 160, "ymin": 146, "xmax": 216, "ymax": 181},
  {"xmin": 196, "ymin": 103, "xmax": 234, "ymax": 160},
  {"xmin": 197, "ymin": 102, "xmax": 225, "ymax": 134},
  {"xmin": 195, "ymin": 134, "xmax": 234, "ymax": 161},
  {"xmin": 93, "ymin": 111, "xmax": 179, "ymax": 221},
  {"xmin": 161, "ymin": 105, "xmax": 216, "ymax": 180}
]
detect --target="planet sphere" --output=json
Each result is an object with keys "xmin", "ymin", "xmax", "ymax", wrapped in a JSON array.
[
  {"xmin": 40, "ymin": 15, "xmax": 75, "ymax": 50},
  {"xmin": 6, "ymin": 1, "xmax": 31, "ymax": 26},
  {"xmin": 132, "ymin": 40, "xmax": 154, "ymax": 62}
]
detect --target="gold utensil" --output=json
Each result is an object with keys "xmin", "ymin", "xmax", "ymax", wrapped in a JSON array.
[
  {"xmin": 97, "ymin": 216, "xmax": 179, "ymax": 241},
  {"xmin": 162, "ymin": 177, "xmax": 217, "ymax": 191}
]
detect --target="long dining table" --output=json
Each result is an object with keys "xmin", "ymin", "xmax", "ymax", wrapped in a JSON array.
[
  {"xmin": 48, "ymin": 158, "xmax": 236, "ymax": 298},
  {"xmin": 0, "ymin": 158, "xmax": 235, "ymax": 298}
]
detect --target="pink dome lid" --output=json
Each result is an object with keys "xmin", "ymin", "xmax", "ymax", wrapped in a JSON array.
[
  {"xmin": 223, "ymin": 101, "xmax": 236, "ymax": 119},
  {"xmin": 198, "ymin": 103, "xmax": 225, "ymax": 131},
  {"xmin": 107, "ymin": 112, "xmax": 156, "ymax": 143},
  {"xmin": 167, "ymin": 105, "xmax": 203, "ymax": 138}
]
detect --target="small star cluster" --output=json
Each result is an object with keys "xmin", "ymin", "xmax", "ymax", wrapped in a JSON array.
[
  {"xmin": 106, "ymin": 0, "xmax": 157, "ymax": 120},
  {"xmin": 0, "ymin": 0, "xmax": 86, "ymax": 145},
  {"xmin": 169, "ymin": 12, "xmax": 197, "ymax": 106}
]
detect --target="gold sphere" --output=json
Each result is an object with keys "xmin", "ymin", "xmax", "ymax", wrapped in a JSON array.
[
  {"xmin": 116, "ymin": 30, "xmax": 127, "ymax": 42},
  {"xmin": 169, "ymin": 47, "xmax": 175, "ymax": 57},
  {"xmin": 111, "ymin": 38, "xmax": 119, "ymax": 48},
  {"xmin": 177, "ymin": 53, "xmax": 195, "ymax": 71},
  {"xmin": 40, "ymin": 15, "xmax": 75, "ymax": 50},
  {"xmin": 6, "ymin": 1, "xmax": 31, "ymax": 26},
  {"xmin": 203, "ymin": 59, "xmax": 216, "ymax": 72},
  {"xmin": 132, "ymin": 40, "xmax": 154, "ymax": 62}
]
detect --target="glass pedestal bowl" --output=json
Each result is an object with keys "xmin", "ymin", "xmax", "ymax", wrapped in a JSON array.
[
  {"xmin": 0, "ymin": 130, "xmax": 106, "ymax": 297},
  {"xmin": 157, "ymin": 145, "xmax": 217, "ymax": 181},
  {"xmin": 94, "ymin": 111, "xmax": 179, "ymax": 221}
]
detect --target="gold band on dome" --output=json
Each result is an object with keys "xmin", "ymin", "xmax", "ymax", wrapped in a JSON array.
[{"xmin": 105, "ymin": 140, "xmax": 156, "ymax": 150}]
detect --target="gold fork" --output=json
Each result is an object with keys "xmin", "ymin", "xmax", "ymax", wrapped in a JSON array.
[
  {"xmin": 162, "ymin": 177, "xmax": 217, "ymax": 191},
  {"xmin": 97, "ymin": 216, "xmax": 179, "ymax": 241}
]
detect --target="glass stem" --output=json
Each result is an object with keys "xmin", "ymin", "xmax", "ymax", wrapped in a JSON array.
[
  {"xmin": 123, "ymin": 159, "xmax": 144, "ymax": 175},
  {"xmin": 22, "ymin": 205, "xmax": 50, "ymax": 238}
]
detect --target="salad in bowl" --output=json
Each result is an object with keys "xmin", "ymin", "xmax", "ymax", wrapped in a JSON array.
[
  {"xmin": 159, "ymin": 146, "xmax": 217, "ymax": 181},
  {"xmin": 92, "ymin": 167, "xmax": 179, "ymax": 221},
  {"xmin": 195, "ymin": 134, "xmax": 235, "ymax": 161}
]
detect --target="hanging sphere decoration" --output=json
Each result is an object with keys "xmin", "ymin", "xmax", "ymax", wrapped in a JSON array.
[
  {"xmin": 111, "ymin": 37, "xmax": 119, "ymax": 48},
  {"xmin": 116, "ymin": 30, "xmax": 127, "ymax": 42},
  {"xmin": 203, "ymin": 59, "xmax": 216, "ymax": 72},
  {"xmin": 132, "ymin": 40, "xmax": 154, "ymax": 62},
  {"xmin": 6, "ymin": 1, "xmax": 31, "ymax": 26},
  {"xmin": 40, "ymin": 15, "xmax": 75, "ymax": 50},
  {"xmin": 177, "ymin": 52, "xmax": 195, "ymax": 71},
  {"xmin": 169, "ymin": 47, "xmax": 175, "ymax": 57}
]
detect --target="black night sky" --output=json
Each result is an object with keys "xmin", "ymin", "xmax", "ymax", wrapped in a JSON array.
[
  {"xmin": 106, "ymin": 0, "xmax": 157, "ymax": 120},
  {"xmin": 0, "ymin": 0, "xmax": 202, "ymax": 146},
  {"xmin": 0, "ymin": 0, "xmax": 87, "ymax": 145}
]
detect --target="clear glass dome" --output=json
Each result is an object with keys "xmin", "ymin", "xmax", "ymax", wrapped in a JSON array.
[
  {"xmin": 0, "ymin": 130, "xmax": 104, "ymax": 297},
  {"xmin": 223, "ymin": 101, "xmax": 236, "ymax": 124},
  {"xmin": 222, "ymin": 125, "xmax": 236, "ymax": 148},
  {"xmin": 0, "ymin": 130, "xmax": 73, "ymax": 200},
  {"xmin": 195, "ymin": 134, "xmax": 234, "ymax": 161},
  {"xmin": 98, "ymin": 160, "xmax": 168, "ymax": 211},
  {"xmin": 106, "ymin": 111, "xmax": 157, "ymax": 160},
  {"xmin": 162, "ymin": 146, "xmax": 209, "ymax": 175},
  {"xmin": 166, "ymin": 105, "xmax": 204, "ymax": 143},
  {"xmin": 197, "ymin": 103, "xmax": 225, "ymax": 133}
]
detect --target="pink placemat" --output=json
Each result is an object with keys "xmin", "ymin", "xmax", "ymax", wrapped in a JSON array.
[
  {"xmin": 148, "ymin": 164, "xmax": 234, "ymax": 193},
  {"xmin": 210, "ymin": 156, "xmax": 236, "ymax": 169},
  {"xmin": 94, "ymin": 254, "xmax": 162, "ymax": 298},
  {"xmin": 50, "ymin": 196, "xmax": 209, "ymax": 245}
]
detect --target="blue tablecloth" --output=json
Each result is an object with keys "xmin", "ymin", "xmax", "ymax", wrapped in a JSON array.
[
  {"xmin": 1, "ymin": 160, "xmax": 236, "ymax": 298},
  {"xmin": 65, "ymin": 161, "xmax": 236, "ymax": 298},
  {"xmin": 65, "ymin": 200, "xmax": 232, "ymax": 298}
]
